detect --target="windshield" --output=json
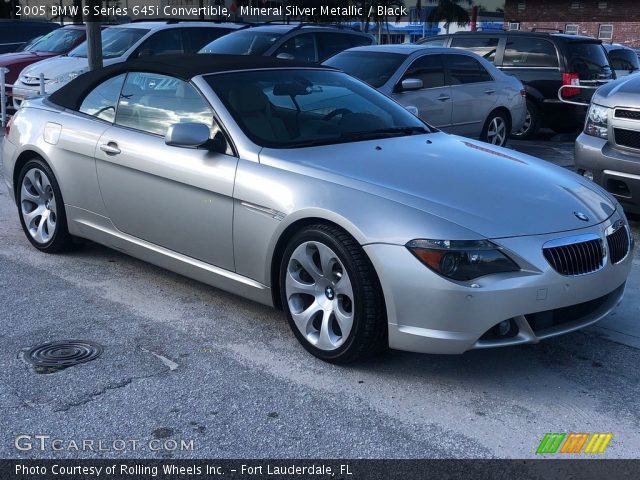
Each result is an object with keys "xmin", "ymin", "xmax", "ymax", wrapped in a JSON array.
[
  {"xmin": 25, "ymin": 28, "xmax": 84, "ymax": 53},
  {"xmin": 199, "ymin": 30, "xmax": 282, "ymax": 55},
  {"xmin": 608, "ymin": 48, "xmax": 640, "ymax": 72},
  {"xmin": 207, "ymin": 69, "xmax": 430, "ymax": 149},
  {"xmin": 70, "ymin": 28, "xmax": 149, "ymax": 59},
  {"xmin": 567, "ymin": 42, "xmax": 613, "ymax": 80},
  {"xmin": 323, "ymin": 51, "xmax": 406, "ymax": 88}
]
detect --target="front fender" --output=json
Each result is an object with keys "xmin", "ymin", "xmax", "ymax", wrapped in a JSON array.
[{"xmin": 232, "ymin": 158, "xmax": 481, "ymax": 286}]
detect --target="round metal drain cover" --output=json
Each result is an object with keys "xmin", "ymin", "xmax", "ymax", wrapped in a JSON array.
[{"xmin": 25, "ymin": 340, "xmax": 103, "ymax": 368}]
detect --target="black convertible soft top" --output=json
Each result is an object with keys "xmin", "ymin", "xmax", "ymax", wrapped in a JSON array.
[{"xmin": 48, "ymin": 54, "xmax": 328, "ymax": 111}]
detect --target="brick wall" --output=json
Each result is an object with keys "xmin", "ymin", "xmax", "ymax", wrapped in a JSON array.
[{"xmin": 505, "ymin": 1, "xmax": 640, "ymax": 47}]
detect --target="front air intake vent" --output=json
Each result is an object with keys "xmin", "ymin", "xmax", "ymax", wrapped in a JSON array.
[
  {"xmin": 606, "ymin": 225, "xmax": 630, "ymax": 264},
  {"xmin": 543, "ymin": 238, "xmax": 604, "ymax": 276}
]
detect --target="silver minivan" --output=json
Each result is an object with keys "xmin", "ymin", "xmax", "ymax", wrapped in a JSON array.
[{"xmin": 324, "ymin": 45, "xmax": 526, "ymax": 147}]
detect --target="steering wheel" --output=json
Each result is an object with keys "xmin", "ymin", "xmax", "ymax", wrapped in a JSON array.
[{"xmin": 323, "ymin": 108, "xmax": 353, "ymax": 121}]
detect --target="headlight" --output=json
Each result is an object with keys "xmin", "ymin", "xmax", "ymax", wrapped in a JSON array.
[
  {"xmin": 48, "ymin": 69, "xmax": 87, "ymax": 85},
  {"xmin": 584, "ymin": 103, "xmax": 610, "ymax": 139},
  {"xmin": 406, "ymin": 239, "xmax": 520, "ymax": 281}
]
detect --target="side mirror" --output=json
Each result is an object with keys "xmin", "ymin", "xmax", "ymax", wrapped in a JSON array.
[
  {"xmin": 165, "ymin": 123, "xmax": 210, "ymax": 148},
  {"xmin": 276, "ymin": 52, "xmax": 295, "ymax": 61},
  {"xmin": 405, "ymin": 105, "xmax": 419, "ymax": 116},
  {"xmin": 400, "ymin": 78, "xmax": 424, "ymax": 91}
]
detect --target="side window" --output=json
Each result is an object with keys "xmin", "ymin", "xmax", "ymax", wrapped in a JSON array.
[
  {"xmin": 317, "ymin": 33, "xmax": 354, "ymax": 61},
  {"xmin": 182, "ymin": 27, "xmax": 230, "ymax": 53},
  {"xmin": 349, "ymin": 34, "xmax": 374, "ymax": 47},
  {"xmin": 609, "ymin": 49, "xmax": 640, "ymax": 71},
  {"xmin": 503, "ymin": 37, "xmax": 559, "ymax": 67},
  {"xmin": 450, "ymin": 36, "xmax": 499, "ymax": 63},
  {"xmin": 134, "ymin": 29, "xmax": 184, "ymax": 58},
  {"xmin": 274, "ymin": 33, "xmax": 317, "ymax": 62},
  {"xmin": 79, "ymin": 74, "xmax": 126, "ymax": 123},
  {"xmin": 402, "ymin": 54, "xmax": 445, "ymax": 89},
  {"xmin": 115, "ymin": 72, "xmax": 213, "ymax": 137},
  {"xmin": 445, "ymin": 54, "xmax": 493, "ymax": 84}
]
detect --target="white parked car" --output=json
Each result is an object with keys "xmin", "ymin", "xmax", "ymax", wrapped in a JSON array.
[{"xmin": 12, "ymin": 21, "xmax": 246, "ymax": 109}]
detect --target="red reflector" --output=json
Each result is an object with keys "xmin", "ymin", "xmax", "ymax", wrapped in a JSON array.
[
  {"xmin": 562, "ymin": 72, "xmax": 580, "ymax": 97},
  {"xmin": 4, "ymin": 115, "xmax": 12, "ymax": 136}
]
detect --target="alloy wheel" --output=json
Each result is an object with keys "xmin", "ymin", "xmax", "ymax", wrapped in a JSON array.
[
  {"xmin": 486, "ymin": 116, "xmax": 507, "ymax": 146},
  {"xmin": 514, "ymin": 110, "xmax": 532, "ymax": 137},
  {"xmin": 20, "ymin": 168, "xmax": 57, "ymax": 244},
  {"xmin": 285, "ymin": 241, "xmax": 355, "ymax": 351}
]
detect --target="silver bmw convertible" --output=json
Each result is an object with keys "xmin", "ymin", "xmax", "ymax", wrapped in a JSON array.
[{"xmin": 1, "ymin": 55, "xmax": 633, "ymax": 363}]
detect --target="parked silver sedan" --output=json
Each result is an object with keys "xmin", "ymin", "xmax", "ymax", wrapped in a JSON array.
[
  {"xmin": 2, "ymin": 55, "xmax": 632, "ymax": 363},
  {"xmin": 323, "ymin": 45, "xmax": 526, "ymax": 147}
]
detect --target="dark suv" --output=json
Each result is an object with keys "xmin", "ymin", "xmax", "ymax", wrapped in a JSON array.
[
  {"xmin": 199, "ymin": 24, "xmax": 375, "ymax": 63},
  {"xmin": 0, "ymin": 20, "xmax": 60, "ymax": 54},
  {"xmin": 418, "ymin": 31, "xmax": 614, "ymax": 139}
]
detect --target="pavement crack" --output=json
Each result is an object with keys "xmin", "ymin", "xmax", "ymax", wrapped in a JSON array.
[{"xmin": 54, "ymin": 370, "xmax": 167, "ymax": 413}]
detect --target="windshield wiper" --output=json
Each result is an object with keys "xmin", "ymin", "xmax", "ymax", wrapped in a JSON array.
[
  {"xmin": 339, "ymin": 126, "xmax": 430, "ymax": 140},
  {"xmin": 282, "ymin": 126, "xmax": 430, "ymax": 149}
]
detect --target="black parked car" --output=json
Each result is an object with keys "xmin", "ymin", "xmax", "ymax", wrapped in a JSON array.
[
  {"xmin": 0, "ymin": 20, "xmax": 60, "ymax": 54},
  {"xmin": 199, "ymin": 24, "xmax": 375, "ymax": 63},
  {"xmin": 418, "ymin": 31, "xmax": 614, "ymax": 139}
]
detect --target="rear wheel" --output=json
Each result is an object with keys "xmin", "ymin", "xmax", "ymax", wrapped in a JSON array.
[
  {"xmin": 511, "ymin": 100, "xmax": 541, "ymax": 140},
  {"xmin": 17, "ymin": 158, "xmax": 73, "ymax": 253},
  {"xmin": 280, "ymin": 224, "xmax": 386, "ymax": 363},
  {"xmin": 481, "ymin": 111, "xmax": 509, "ymax": 147}
]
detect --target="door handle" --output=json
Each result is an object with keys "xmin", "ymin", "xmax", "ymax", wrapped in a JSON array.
[
  {"xmin": 484, "ymin": 89, "xmax": 496, "ymax": 95},
  {"xmin": 100, "ymin": 142, "xmax": 121, "ymax": 155},
  {"xmin": 437, "ymin": 95, "xmax": 450, "ymax": 102}
]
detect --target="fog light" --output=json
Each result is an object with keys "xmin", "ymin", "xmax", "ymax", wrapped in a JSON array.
[
  {"xmin": 497, "ymin": 320, "xmax": 511, "ymax": 336},
  {"xmin": 582, "ymin": 170, "xmax": 594, "ymax": 181}
]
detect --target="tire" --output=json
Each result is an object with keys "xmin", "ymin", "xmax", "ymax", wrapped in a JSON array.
[
  {"xmin": 549, "ymin": 123, "xmax": 580, "ymax": 134},
  {"xmin": 480, "ymin": 110, "xmax": 510, "ymax": 147},
  {"xmin": 510, "ymin": 100, "xmax": 541, "ymax": 140},
  {"xmin": 279, "ymin": 224, "xmax": 387, "ymax": 363},
  {"xmin": 16, "ymin": 158, "xmax": 74, "ymax": 253}
]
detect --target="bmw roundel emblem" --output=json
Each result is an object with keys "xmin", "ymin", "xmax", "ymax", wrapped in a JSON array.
[{"xmin": 574, "ymin": 211, "xmax": 590, "ymax": 222}]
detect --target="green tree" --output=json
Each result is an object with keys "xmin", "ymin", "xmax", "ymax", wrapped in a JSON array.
[{"xmin": 426, "ymin": 0, "xmax": 472, "ymax": 34}]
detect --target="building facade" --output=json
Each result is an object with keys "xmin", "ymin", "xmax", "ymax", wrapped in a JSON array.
[{"xmin": 504, "ymin": 0, "xmax": 640, "ymax": 47}]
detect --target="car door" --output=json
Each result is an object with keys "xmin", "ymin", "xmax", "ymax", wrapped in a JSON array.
[
  {"xmin": 392, "ymin": 54, "xmax": 452, "ymax": 128},
  {"xmin": 95, "ymin": 71, "xmax": 238, "ymax": 270},
  {"xmin": 130, "ymin": 28, "xmax": 184, "ymax": 58},
  {"xmin": 51, "ymin": 73, "xmax": 127, "ymax": 217},
  {"xmin": 445, "ymin": 53, "xmax": 498, "ymax": 137}
]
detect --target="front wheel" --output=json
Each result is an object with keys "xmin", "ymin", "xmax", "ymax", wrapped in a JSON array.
[
  {"xmin": 16, "ymin": 158, "xmax": 73, "ymax": 253},
  {"xmin": 280, "ymin": 224, "xmax": 386, "ymax": 363},
  {"xmin": 481, "ymin": 111, "xmax": 510, "ymax": 147}
]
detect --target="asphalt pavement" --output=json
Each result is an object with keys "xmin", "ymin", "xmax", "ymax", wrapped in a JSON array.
[{"xmin": 0, "ymin": 135, "xmax": 639, "ymax": 459}]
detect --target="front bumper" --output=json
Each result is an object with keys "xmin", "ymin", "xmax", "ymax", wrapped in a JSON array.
[
  {"xmin": 364, "ymin": 215, "xmax": 632, "ymax": 354},
  {"xmin": 575, "ymin": 133, "xmax": 640, "ymax": 214},
  {"xmin": 11, "ymin": 84, "xmax": 38, "ymax": 110}
]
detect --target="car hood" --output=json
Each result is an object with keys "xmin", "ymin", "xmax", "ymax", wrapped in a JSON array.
[
  {"xmin": 260, "ymin": 133, "xmax": 616, "ymax": 239},
  {"xmin": 0, "ymin": 51, "xmax": 57, "ymax": 66},
  {"xmin": 20, "ymin": 55, "xmax": 90, "ymax": 80},
  {"xmin": 592, "ymin": 74, "xmax": 640, "ymax": 108}
]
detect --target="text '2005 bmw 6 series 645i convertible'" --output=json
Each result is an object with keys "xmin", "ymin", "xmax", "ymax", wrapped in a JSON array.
[{"xmin": 1, "ymin": 55, "xmax": 633, "ymax": 363}]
